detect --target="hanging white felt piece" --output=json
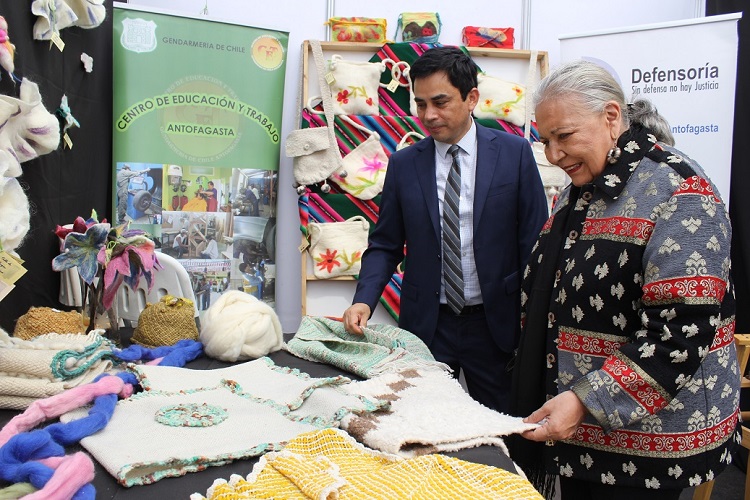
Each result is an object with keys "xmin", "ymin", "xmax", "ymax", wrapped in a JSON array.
[
  {"xmin": 0, "ymin": 79, "xmax": 60, "ymax": 178},
  {"xmin": 0, "ymin": 178, "xmax": 30, "ymax": 254}
]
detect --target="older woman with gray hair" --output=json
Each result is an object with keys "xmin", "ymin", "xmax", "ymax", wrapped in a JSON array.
[{"xmin": 508, "ymin": 60, "xmax": 739, "ymax": 499}]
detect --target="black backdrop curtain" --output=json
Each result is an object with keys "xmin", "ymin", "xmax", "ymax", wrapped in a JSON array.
[
  {"xmin": 0, "ymin": 3, "xmax": 112, "ymax": 332},
  {"xmin": 706, "ymin": 1, "xmax": 750, "ymax": 332}
]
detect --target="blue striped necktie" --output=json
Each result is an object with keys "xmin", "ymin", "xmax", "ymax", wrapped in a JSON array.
[{"xmin": 443, "ymin": 144, "xmax": 465, "ymax": 314}]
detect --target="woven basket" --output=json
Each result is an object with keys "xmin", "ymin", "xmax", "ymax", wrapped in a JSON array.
[
  {"xmin": 131, "ymin": 295, "xmax": 198, "ymax": 347},
  {"xmin": 14, "ymin": 307, "xmax": 85, "ymax": 339}
]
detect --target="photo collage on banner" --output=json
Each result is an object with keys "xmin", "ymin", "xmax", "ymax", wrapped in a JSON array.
[{"xmin": 113, "ymin": 5, "xmax": 288, "ymax": 316}]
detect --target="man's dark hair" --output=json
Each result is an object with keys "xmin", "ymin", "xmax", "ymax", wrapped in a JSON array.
[{"xmin": 410, "ymin": 46, "xmax": 478, "ymax": 100}]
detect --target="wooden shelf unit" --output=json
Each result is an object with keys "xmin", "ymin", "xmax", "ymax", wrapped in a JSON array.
[{"xmin": 298, "ymin": 40, "xmax": 548, "ymax": 317}]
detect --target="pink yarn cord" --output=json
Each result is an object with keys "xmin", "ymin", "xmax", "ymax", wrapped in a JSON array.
[
  {"xmin": 0, "ymin": 375, "xmax": 125, "ymax": 446},
  {"xmin": 27, "ymin": 452, "xmax": 94, "ymax": 500}
]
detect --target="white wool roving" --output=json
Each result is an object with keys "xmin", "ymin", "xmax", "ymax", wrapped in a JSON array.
[
  {"xmin": 200, "ymin": 291, "xmax": 283, "ymax": 362},
  {"xmin": 0, "ymin": 178, "xmax": 30, "ymax": 252}
]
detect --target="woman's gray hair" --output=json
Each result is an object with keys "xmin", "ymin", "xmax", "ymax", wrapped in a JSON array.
[{"xmin": 533, "ymin": 60, "xmax": 675, "ymax": 146}]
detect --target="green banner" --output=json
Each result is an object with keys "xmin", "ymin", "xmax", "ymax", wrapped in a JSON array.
[{"xmin": 113, "ymin": 6, "xmax": 288, "ymax": 311}]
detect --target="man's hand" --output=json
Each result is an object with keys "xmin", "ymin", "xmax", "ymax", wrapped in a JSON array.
[
  {"xmin": 521, "ymin": 390, "xmax": 587, "ymax": 443},
  {"xmin": 342, "ymin": 303, "xmax": 371, "ymax": 335}
]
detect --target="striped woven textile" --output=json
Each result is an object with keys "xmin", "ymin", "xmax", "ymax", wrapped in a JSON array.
[
  {"xmin": 298, "ymin": 43, "xmax": 541, "ymax": 322},
  {"xmin": 299, "ymin": 188, "xmax": 403, "ymax": 321},
  {"xmin": 193, "ymin": 428, "xmax": 543, "ymax": 500}
]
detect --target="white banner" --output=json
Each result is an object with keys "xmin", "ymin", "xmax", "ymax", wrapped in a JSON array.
[{"xmin": 560, "ymin": 14, "xmax": 741, "ymax": 203}]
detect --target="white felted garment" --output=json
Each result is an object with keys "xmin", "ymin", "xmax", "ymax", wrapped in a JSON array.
[
  {"xmin": 63, "ymin": 0, "xmax": 107, "ymax": 29},
  {"xmin": 131, "ymin": 357, "xmax": 382, "ymax": 425},
  {"xmin": 31, "ymin": 0, "xmax": 78, "ymax": 40},
  {"xmin": 340, "ymin": 368, "xmax": 538, "ymax": 458},
  {"xmin": 0, "ymin": 78, "xmax": 61, "ymax": 178},
  {"xmin": 0, "ymin": 329, "xmax": 114, "ymax": 409},
  {"xmin": 200, "ymin": 291, "xmax": 283, "ymax": 362},
  {"xmin": 60, "ymin": 384, "xmax": 327, "ymax": 486},
  {"xmin": 0, "ymin": 178, "xmax": 30, "ymax": 253}
]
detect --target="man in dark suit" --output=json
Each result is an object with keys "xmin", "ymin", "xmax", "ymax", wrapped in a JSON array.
[{"xmin": 342, "ymin": 47, "xmax": 548, "ymax": 413}]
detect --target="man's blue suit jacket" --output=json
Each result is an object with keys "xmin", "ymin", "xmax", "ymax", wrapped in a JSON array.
[{"xmin": 353, "ymin": 123, "xmax": 549, "ymax": 353}]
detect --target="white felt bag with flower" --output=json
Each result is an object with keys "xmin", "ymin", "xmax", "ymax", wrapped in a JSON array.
[
  {"xmin": 473, "ymin": 73, "xmax": 526, "ymax": 126},
  {"xmin": 328, "ymin": 116, "xmax": 388, "ymax": 200},
  {"xmin": 326, "ymin": 55, "xmax": 388, "ymax": 115},
  {"xmin": 307, "ymin": 216, "xmax": 369, "ymax": 279}
]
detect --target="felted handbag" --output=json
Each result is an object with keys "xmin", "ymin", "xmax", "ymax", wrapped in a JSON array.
[
  {"xmin": 326, "ymin": 17, "xmax": 387, "ymax": 43},
  {"xmin": 326, "ymin": 55, "xmax": 389, "ymax": 116},
  {"xmin": 396, "ymin": 131, "xmax": 425, "ymax": 151},
  {"xmin": 308, "ymin": 216, "xmax": 369, "ymax": 279},
  {"xmin": 286, "ymin": 40, "xmax": 342, "ymax": 191},
  {"xmin": 473, "ymin": 72, "xmax": 527, "ymax": 127},
  {"xmin": 329, "ymin": 116, "xmax": 389, "ymax": 200},
  {"xmin": 462, "ymin": 26, "xmax": 515, "ymax": 49},
  {"xmin": 395, "ymin": 12, "xmax": 441, "ymax": 43}
]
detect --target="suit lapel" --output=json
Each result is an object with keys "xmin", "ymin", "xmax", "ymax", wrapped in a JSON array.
[
  {"xmin": 473, "ymin": 125, "xmax": 499, "ymax": 232},
  {"xmin": 415, "ymin": 138, "xmax": 441, "ymax": 241}
]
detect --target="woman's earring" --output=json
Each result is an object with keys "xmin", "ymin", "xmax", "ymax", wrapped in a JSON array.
[{"xmin": 606, "ymin": 145, "xmax": 621, "ymax": 164}]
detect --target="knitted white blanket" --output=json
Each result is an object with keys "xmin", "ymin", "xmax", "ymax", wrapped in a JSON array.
[
  {"xmin": 0, "ymin": 330, "xmax": 113, "ymax": 409},
  {"xmin": 340, "ymin": 368, "xmax": 539, "ymax": 458}
]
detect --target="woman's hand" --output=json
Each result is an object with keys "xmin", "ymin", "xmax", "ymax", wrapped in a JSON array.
[{"xmin": 521, "ymin": 391, "xmax": 588, "ymax": 442}]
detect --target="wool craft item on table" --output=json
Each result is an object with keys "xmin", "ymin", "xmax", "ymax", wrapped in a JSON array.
[
  {"xmin": 0, "ymin": 339, "xmax": 202, "ymax": 497},
  {"xmin": 131, "ymin": 356, "xmax": 383, "ymax": 426},
  {"xmin": 0, "ymin": 329, "xmax": 114, "ymax": 409},
  {"xmin": 285, "ymin": 316, "xmax": 449, "ymax": 379},
  {"xmin": 130, "ymin": 295, "xmax": 199, "ymax": 348},
  {"xmin": 13, "ymin": 307, "xmax": 85, "ymax": 340},
  {"xmin": 191, "ymin": 428, "xmax": 543, "ymax": 500},
  {"xmin": 340, "ymin": 368, "xmax": 539, "ymax": 459},
  {"xmin": 59, "ymin": 384, "xmax": 335, "ymax": 487},
  {"xmin": 0, "ymin": 482, "xmax": 36, "ymax": 499},
  {"xmin": 200, "ymin": 290, "xmax": 283, "ymax": 362}
]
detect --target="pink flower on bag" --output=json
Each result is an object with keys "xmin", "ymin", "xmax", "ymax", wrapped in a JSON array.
[
  {"xmin": 361, "ymin": 155, "xmax": 385, "ymax": 174},
  {"xmin": 337, "ymin": 89, "xmax": 350, "ymax": 104}
]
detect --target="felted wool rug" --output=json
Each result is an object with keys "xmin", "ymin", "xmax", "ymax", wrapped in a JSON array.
[
  {"xmin": 340, "ymin": 368, "xmax": 539, "ymax": 458},
  {"xmin": 131, "ymin": 357, "xmax": 384, "ymax": 425},
  {"xmin": 190, "ymin": 428, "xmax": 543, "ymax": 500},
  {"xmin": 285, "ymin": 316, "xmax": 449, "ymax": 379},
  {"xmin": 60, "ymin": 384, "xmax": 329, "ymax": 487}
]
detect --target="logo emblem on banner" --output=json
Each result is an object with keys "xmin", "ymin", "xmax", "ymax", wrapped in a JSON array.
[
  {"xmin": 251, "ymin": 36, "xmax": 284, "ymax": 71},
  {"xmin": 121, "ymin": 18, "xmax": 158, "ymax": 53}
]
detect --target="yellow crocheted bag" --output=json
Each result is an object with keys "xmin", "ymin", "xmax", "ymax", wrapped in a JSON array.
[{"xmin": 131, "ymin": 295, "xmax": 198, "ymax": 347}]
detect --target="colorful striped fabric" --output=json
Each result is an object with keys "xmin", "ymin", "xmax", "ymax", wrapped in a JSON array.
[{"xmin": 299, "ymin": 43, "xmax": 541, "ymax": 322}]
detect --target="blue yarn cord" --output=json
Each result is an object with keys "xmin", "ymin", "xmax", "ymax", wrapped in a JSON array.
[{"xmin": 0, "ymin": 340, "xmax": 204, "ymax": 497}]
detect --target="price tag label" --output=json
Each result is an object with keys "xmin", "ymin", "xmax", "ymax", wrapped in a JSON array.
[
  {"xmin": 325, "ymin": 72, "xmax": 335, "ymax": 85},
  {"xmin": 64, "ymin": 133, "xmax": 73, "ymax": 149},
  {"xmin": 386, "ymin": 79, "xmax": 399, "ymax": 93},
  {"xmin": 298, "ymin": 239, "xmax": 310, "ymax": 252},
  {"xmin": 0, "ymin": 251, "xmax": 27, "ymax": 285},
  {"xmin": 51, "ymin": 32, "xmax": 65, "ymax": 52},
  {"xmin": 0, "ymin": 280, "xmax": 14, "ymax": 302}
]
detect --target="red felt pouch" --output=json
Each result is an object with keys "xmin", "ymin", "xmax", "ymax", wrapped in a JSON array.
[{"xmin": 461, "ymin": 26, "xmax": 515, "ymax": 49}]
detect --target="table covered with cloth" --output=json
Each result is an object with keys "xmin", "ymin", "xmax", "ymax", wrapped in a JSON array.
[{"xmin": 0, "ymin": 331, "xmax": 526, "ymax": 499}]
